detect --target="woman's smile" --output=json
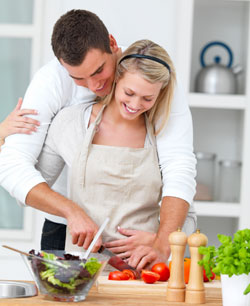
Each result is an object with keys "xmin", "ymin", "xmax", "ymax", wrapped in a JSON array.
[{"xmin": 123, "ymin": 103, "xmax": 140, "ymax": 114}]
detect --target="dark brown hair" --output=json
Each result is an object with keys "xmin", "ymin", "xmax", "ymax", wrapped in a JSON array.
[{"xmin": 51, "ymin": 9, "xmax": 112, "ymax": 65}]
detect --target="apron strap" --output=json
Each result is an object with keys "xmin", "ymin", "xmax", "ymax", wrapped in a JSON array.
[
  {"xmin": 78, "ymin": 104, "xmax": 106, "ymax": 187},
  {"xmin": 144, "ymin": 115, "xmax": 157, "ymax": 147}
]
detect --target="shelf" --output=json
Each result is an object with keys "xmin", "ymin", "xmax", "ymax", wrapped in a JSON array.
[
  {"xmin": 188, "ymin": 93, "xmax": 246, "ymax": 109},
  {"xmin": 194, "ymin": 201, "xmax": 240, "ymax": 217}
]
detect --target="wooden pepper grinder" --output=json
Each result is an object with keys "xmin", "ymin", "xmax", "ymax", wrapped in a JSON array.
[
  {"xmin": 185, "ymin": 229, "xmax": 208, "ymax": 304},
  {"xmin": 166, "ymin": 228, "xmax": 187, "ymax": 302}
]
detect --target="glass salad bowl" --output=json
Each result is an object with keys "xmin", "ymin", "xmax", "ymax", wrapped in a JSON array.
[{"xmin": 22, "ymin": 250, "xmax": 107, "ymax": 302}]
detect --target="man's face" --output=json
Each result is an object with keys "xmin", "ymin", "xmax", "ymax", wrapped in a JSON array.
[{"xmin": 61, "ymin": 48, "xmax": 118, "ymax": 97}]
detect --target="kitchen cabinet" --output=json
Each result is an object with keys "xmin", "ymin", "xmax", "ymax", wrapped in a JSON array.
[
  {"xmin": 175, "ymin": 0, "xmax": 250, "ymax": 246},
  {"xmin": 0, "ymin": 0, "xmax": 44, "ymax": 279}
]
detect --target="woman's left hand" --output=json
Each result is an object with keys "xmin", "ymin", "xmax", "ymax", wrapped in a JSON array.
[
  {"xmin": 103, "ymin": 227, "xmax": 156, "ymax": 259},
  {"xmin": 127, "ymin": 245, "xmax": 167, "ymax": 271}
]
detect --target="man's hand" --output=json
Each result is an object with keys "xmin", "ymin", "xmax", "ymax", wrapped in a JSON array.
[
  {"xmin": 0, "ymin": 98, "xmax": 40, "ymax": 139},
  {"xmin": 127, "ymin": 245, "xmax": 168, "ymax": 271},
  {"xmin": 67, "ymin": 204, "xmax": 102, "ymax": 251},
  {"xmin": 103, "ymin": 228, "xmax": 156, "ymax": 259}
]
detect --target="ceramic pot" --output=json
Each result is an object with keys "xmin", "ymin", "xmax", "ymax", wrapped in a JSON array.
[{"xmin": 221, "ymin": 274, "xmax": 250, "ymax": 306}]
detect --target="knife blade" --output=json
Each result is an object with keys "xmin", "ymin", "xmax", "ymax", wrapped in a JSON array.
[{"xmin": 98, "ymin": 246, "xmax": 140, "ymax": 279}]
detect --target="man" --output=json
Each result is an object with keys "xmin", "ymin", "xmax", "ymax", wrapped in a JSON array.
[{"xmin": 0, "ymin": 10, "xmax": 196, "ymax": 269}]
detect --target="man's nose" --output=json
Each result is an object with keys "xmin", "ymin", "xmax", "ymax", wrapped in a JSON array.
[{"xmin": 86, "ymin": 78, "xmax": 100, "ymax": 92}]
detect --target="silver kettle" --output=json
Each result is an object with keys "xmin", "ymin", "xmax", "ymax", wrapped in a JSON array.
[{"xmin": 195, "ymin": 41, "xmax": 242, "ymax": 94}]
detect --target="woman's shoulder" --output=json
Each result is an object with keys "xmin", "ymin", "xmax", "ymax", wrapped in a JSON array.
[{"xmin": 50, "ymin": 102, "xmax": 94, "ymax": 134}]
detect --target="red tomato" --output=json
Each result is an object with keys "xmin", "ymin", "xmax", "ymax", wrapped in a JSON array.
[
  {"xmin": 141, "ymin": 270, "xmax": 160, "ymax": 284},
  {"xmin": 203, "ymin": 269, "xmax": 215, "ymax": 282},
  {"xmin": 122, "ymin": 269, "xmax": 136, "ymax": 280},
  {"xmin": 151, "ymin": 262, "xmax": 170, "ymax": 281},
  {"xmin": 108, "ymin": 271, "xmax": 130, "ymax": 281}
]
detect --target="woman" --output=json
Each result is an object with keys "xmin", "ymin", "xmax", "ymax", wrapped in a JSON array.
[
  {"xmin": 0, "ymin": 98, "xmax": 39, "ymax": 151},
  {"xmin": 35, "ymin": 39, "xmax": 196, "ymax": 259}
]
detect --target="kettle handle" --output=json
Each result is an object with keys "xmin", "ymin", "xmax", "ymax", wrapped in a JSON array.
[{"xmin": 200, "ymin": 41, "xmax": 233, "ymax": 68}]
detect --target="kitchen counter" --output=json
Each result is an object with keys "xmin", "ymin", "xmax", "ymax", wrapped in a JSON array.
[{"xmin": 0, "ymin": 281, "xmax": 222, "ymax": 306}]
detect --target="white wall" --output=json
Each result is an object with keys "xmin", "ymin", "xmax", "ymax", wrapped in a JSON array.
[{"xmin": 41, "ymin": 0, "xmax": 179, "ymax": 65}]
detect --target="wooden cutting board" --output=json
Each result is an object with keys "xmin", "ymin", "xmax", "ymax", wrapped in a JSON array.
[{"xmin": 96, "ymin": 276, "xmax": 222, "ymax": 299}]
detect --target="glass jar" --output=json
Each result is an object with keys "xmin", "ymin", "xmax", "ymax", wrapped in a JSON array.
[
  {"xmin": 218, "ymin": 160, "xmax": 242, "ymax": 203},
  {"xmin": 194, "ymin": 152, "xmax": 216, "ymax": 201}
]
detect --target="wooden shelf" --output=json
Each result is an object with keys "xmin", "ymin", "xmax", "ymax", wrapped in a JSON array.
[
  {"xmin": 188, "ymin": 93, "xmax": 246, "ymax": 110},
  {"xmin": 194, "ymin": 201, "xmax": 241, "ymax": 217}
]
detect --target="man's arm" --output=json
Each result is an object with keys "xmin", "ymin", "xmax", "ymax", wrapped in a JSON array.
[
  {"xmin": 0, "ymin": 59, "xmax": 73, "ymax": 203},
  {"xmin": 128, "ymin": 196, "xmax": 189, "ymax": 270},
  {"xmin": 25, "ymin": 105, "xmax": 102, "ymax": 251},
  {"xmin": 26, "ymin": 182, "xmax": 101, "ymax": 251}
]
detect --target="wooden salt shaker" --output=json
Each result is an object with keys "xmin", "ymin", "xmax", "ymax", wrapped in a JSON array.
[
  {"xmin": 185, "ymin": 229, "xmax": 208, "ymax": 304},
  {"xmin": 166, "ymin": 228, "xmax": 187, "ymax": 302}
]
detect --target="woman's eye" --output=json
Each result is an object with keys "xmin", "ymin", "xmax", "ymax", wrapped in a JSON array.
[
  {"xmin": 125, "ymin": 92, "xmax": 133, "ymax": 96},
  {"xmin": 144, "ymin": 98, "xmax": 152, "ymax": 102}
]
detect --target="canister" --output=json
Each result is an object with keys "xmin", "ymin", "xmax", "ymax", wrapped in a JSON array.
[
  {"xmin": 194, "ymin": 152, "xmax": 216, "ymax": 201},
  {"xmin": 218, "ymin": 160, "xmax": 241, "ymax": 203}
]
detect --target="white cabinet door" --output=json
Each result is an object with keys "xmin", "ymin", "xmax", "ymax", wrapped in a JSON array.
[{"xmin": 0, "ymin": 0, "xmax": 44, "ymax": 280}]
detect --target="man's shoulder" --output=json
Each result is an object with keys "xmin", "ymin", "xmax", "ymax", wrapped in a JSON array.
[{"xmin": 34, "ymin": 58, "xmax": 68, "ymax": 80}]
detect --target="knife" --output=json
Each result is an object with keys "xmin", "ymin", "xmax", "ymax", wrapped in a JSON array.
[{"xmin": 98, "ymin": 246, "xmax": 140, "ymax": 279}]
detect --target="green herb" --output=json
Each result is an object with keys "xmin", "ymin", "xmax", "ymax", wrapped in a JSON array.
[{"xmin": 198, "ymin": 228, "xmax": 250, "ymax": 295}]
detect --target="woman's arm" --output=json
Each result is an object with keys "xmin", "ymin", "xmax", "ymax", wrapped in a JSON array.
[{"xmin": 0, "ymin": 98, "xmax": 39, "ymax": 150}]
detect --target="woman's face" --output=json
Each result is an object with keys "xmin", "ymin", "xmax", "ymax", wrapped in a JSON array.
[{"xmin": 114, "ymin": 71, "xmax": 163, "ymax": 121}]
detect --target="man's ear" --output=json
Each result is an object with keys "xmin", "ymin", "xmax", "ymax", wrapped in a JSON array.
[{"xmin": 109, "ymin": 34, "xmax": 119, "ymax": 53}]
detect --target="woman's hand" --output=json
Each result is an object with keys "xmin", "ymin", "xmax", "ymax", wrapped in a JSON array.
[
  {"xmin": 103, "ymin": 227, "xmax": 156, "ymax": 259},
  {"xmin": 0, "ymin": 98, "xmax": 40, "ymax": 140}
]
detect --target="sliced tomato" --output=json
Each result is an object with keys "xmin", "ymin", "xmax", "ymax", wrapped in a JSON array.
[
  {"xmin": 108, "ymin": 271, "xmax": 130, "ymax": 281},
  {"xmin": 141, "ymin": 270, "xmax": 160, "ymax": 284},
  {"xmin": 151, "ymin": 262, "xmax": 170, "ymax": 281},
  {"xmin": 122, "ymin": 269, "xmax": 136, "ymax": 280}
]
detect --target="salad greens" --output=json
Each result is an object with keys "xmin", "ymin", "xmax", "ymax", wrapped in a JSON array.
[
  {"xmin": 198, "ymin": 228, "xmax": 250, "ymax": 295},
  {"xmin": 30, "ymin": 250, "xmax": 102, "ymax": 294}
]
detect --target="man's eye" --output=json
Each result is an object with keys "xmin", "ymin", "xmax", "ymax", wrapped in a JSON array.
[
  {"xmin": 96, "ymin": 68, "xmax": 103, "ymax": 74},
  {"xmin": 125, "ymin": 92, "xmax": 133, "ymax": 96}
]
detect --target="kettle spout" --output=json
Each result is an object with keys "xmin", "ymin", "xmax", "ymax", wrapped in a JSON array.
[{"xmin": 232, "ymin": 64, "xmax": 243, "ymax": 75}]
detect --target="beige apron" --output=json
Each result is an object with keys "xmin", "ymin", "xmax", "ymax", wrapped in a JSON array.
[{"xmin": 65, "ymin": 105, "xmax": 162, "ymax": 252}]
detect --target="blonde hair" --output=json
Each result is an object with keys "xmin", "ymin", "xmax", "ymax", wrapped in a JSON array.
[{"xmin": 104, "ymin": 39, "xmax": 176, "ymax": 135}]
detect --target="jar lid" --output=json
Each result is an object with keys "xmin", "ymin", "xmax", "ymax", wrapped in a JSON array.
[
  {"xmin": 219, "ymin": 160, "xmax": 242, "ymax": 167},
  {"xmin": 195, "ymin": 152, "xmax": 216, "ymax": 160}
]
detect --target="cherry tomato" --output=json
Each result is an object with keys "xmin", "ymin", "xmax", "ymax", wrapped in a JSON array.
[
  {"xmin": 122, "ymin": 269, "xmax": 136, "ymax": 280},
  {"xmin": 203, "ymin": 269, "xmax": 215, "ymax": 282},
  {"xmin": 108, "ymin": 271, "xmax": 130, "ymax": 281},
  {"xmin": 141, "ymin": 270, "xmax": 160, "ymax": 284},
  {"xmin": 151, "ymin": 262, "xmax": 170, "ymax": 281}
]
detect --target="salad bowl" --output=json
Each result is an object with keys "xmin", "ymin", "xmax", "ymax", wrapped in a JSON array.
[{"xmin": 22, "ymin": 250, "xmax": 108, "ymax": 302}]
